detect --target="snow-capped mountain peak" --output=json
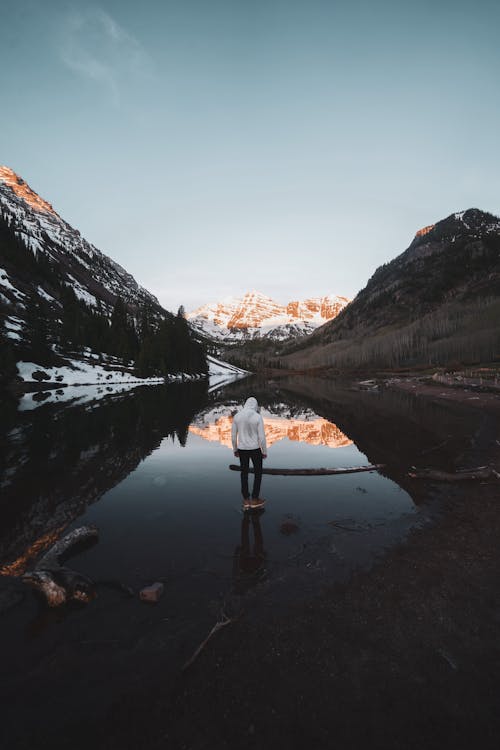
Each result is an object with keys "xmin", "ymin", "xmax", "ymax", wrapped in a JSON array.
[
  {"xmin": 0, "ymin": 166, "xmax": 161, "ymax": 312},
  {"xmin": 188, "ymin": 291, "xmax": 350, "ymax": 341},
  {"xmin": 0, "ymin": 166, "xmax": 56, "ymax": 215}
]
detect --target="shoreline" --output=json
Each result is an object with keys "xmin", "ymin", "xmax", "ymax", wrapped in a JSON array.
[
  {"xmin": 387, "ymin": 376, "xmax": 500, "ymax": 412},
  {"xmin": 258, "ymin": 363, "xmax": 500, "ymax": 413}
]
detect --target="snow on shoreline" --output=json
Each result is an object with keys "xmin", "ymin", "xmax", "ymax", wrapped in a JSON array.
[
  {"xmin": 15, "ymin": 355, "xmax": 249, "ymax": 410},
  {"xmin": 17, "ymin": 354, "xmax": 248, "ymax": 387},
  {"xmin": 17, "ymin": 359, "xmax": 166, "ymax": 387}
]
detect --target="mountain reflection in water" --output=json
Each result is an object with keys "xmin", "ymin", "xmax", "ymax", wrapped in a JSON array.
[
  {"xmin": 189, "ymin": 409, "xmax": 352, "ymax": 449},
  {"xmin": 1, "ymin": 375, "xmax": 485, "ymax": 604},
  {"xmin": 0, "ymin": 382, "xmax": 209, "ymax": 575}
]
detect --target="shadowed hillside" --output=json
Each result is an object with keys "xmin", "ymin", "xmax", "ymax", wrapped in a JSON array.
[{"xmin": 280, "ymin": 209, "xmax": 500, "ymax": 371}]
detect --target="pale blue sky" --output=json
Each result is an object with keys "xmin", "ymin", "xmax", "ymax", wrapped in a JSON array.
[{"xmin": 1, "ymin": 0, "xmax": 499, "ymax": 311}]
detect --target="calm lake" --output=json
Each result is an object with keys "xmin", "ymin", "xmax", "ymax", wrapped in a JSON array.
[
  {"xmin": 2, "ymin": 377, "xmax": 422, "ymax": 604},
  {"xmin": 0, "ymin": 375, "xmax": 484, "ymax": 742}
]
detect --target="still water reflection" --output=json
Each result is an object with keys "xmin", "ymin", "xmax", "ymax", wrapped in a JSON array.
[
  {"xmin": 0, "ymin": 377, "xmax": 428, "ymax": 612},
  {"xmin": 190, "ymin": 410, "xmax": 353, "ymax": 448},
  {"xmin": 0, "ymin": 376, "xmax": 490, "ymax": 747}
]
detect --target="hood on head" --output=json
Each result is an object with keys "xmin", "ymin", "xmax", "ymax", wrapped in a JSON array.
[{"xmin": 244, "ymin": 397, "xmax": 259, "ymax": 412}]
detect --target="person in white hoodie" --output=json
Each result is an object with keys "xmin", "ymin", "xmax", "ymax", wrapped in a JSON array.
[{"xmin": 231, "ymin": 396, "xmax": 268, "ymax": 509}]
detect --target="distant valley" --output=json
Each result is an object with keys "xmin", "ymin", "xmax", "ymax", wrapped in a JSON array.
[{"xmin": 1, "ymin": 165, "xmax": 499, "ymax": 384}]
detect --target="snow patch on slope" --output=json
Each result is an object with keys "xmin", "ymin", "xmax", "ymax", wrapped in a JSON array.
[
  {"xmin": 37, "ymin": 286, "xmax": 57, "ymax": 303},
  {"xmin": 207, "ymin": 355, "xmax": 248, "ymax": 376},
  {"xmin": 207, "ymin": 354, "xmax": 249, "ymax": 392},
  {"xmin": 0, "ymin": 267, "xmax": 25, "ymax": 300}
]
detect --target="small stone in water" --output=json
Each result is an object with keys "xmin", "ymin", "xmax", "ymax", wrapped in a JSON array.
[
  {"xmin": 139, "ymin": 582, "xmax": 164, "ymax": 603},
  {"xmin": 280, "ymin": 520, "xmax": 300, "ymax": 535}
]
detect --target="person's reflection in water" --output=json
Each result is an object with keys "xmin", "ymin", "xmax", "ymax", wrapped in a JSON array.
[{"xmin": 232, "ymin": 509, "xmax": 267, "ymax": 594}]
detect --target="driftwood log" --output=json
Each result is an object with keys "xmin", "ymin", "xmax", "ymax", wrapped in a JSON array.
[
  {"xmin": 408, "ymin": 466, "xmax": 500, "ymax": 481},
  {"xmin": 229, "ymin": 464, "xmax": 385, "ymax": 476},
  {"xmin": 22, "ymin": 525, "xmax": 98, "ymax": 607},
  {"xmin": 36, "ymin": 525, "xmax": 98, "ymax": 568}
]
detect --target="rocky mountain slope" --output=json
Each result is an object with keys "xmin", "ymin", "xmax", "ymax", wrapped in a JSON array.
[
  {"xmin": 0, "ymin": 166, "xmax": 207, "ymax": 381},
  {"xmin": 188, "ymin": 290, "xmax": 349, "ymax": 341},
  {"xmin": 0, "ymin": 165, "xmax": 162, "ymax": 316},
  {"xmin": 281, "ymin": 209, "xmax": 500, "ymax": 370}
]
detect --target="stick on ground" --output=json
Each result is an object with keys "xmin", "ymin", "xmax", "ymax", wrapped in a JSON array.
[{"xmin": 182, "ymin": 612, "xmax": 237, "ymax": 672}]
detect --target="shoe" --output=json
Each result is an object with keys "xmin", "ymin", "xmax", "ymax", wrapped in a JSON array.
[
  {"xmin": 249, "ymin": 498, "xmax": 266, "ymax": 509},
  {"xmin": 242, "ymin": 498, "xmax": 252, "ymax": 510}
]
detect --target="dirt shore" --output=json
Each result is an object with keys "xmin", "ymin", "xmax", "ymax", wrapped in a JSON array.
[
  {"xmin": 24, "ymin": 385, "xmax": 499, "ymax": 750},
  {"xmin": 388, "ymin": 376, "xmax": 500, "ymax": 413}
]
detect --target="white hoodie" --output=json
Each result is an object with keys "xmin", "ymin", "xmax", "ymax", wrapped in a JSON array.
[{"xmin": 231, "ymin": 397, "xmax": 267, "ymax": 454}]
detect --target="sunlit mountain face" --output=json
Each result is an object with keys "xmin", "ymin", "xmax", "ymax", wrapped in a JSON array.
[
  {"xmin": 187, "ymin": 290, "xmax": 350, "ymax": 341},
  {"xmin": 0, "ymin": 165, "xmax": 56, "ymax": 215},
  {"xmin": 0, "ymin": 164, "xmax": 164, "ymax": 315},
  {"xmin": 414, "ymin": 223, "xmax": 435, "ymax": 238},
  {"xmin": 189, "ymin": 408, "xmax": 352, "ymax": 449}
]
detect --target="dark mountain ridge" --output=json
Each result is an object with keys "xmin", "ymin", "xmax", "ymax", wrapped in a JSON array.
[
  {"xmin": 281, "ymin": 208, "xmax": 500, "ymax": 370},
  {"xmin": 0, "ymin": 166, "xmax": 207, "ymax": 380},
  {"xmin": 0, "ymin": 166, "xmax": 161, "ymax": 316}
]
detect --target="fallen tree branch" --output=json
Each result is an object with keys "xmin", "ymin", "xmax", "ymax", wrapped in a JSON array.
[
  {"xmin": 22, "ymin": 525, "xmax": 99, "ymax": 607},
  {"xmin": 408, "ymin": 466, "xmax": 500, "ymax": 481},
  {"xmin": 229, "ymin": 464, "xmax": 384, "ymax": 476},
  {"xmin": 36, "ymin": 525, "xmax": 98, "ymax": 569},
  {"xmin": 182, "ymin": 612, "xmax": 237, "ymax": 672}
]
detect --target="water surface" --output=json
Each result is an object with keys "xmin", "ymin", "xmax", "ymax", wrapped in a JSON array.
[
  {"xmin": 1, "ymin": 378, "xmax": 423, "ymax": 610},
  {"xmin": 1, "ymin": 375, "xmax": 486, "ymax": 742}
]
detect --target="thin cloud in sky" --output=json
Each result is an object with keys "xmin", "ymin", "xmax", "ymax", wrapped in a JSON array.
[{"xmin": 58, "ymin": 6, "xmax": 154, "ymax": 104}]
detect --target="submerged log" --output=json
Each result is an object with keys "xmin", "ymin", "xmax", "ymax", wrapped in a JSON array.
[
  {"xmin": 22, "ymin": 567, "xmax": 95, "ymax": 607},
  {"xmin": 408, "ymin": 466, "xmax": 500, "ymax": 481},
  {"xmin": 229, "ymin": 464, "xmax": 385, "ymax": 476},
  {"xmin": 22, "ymin": 525, "xmax": 98, "ymax": 607},
  {"xmin": 36, "ymin": 524, "xmax": 98, "ymax": 569}
]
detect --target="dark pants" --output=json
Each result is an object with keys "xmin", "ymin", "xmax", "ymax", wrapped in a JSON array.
[{"xmin": 239, "ymin": 449, "xmax": 263, "ymax": 499}]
